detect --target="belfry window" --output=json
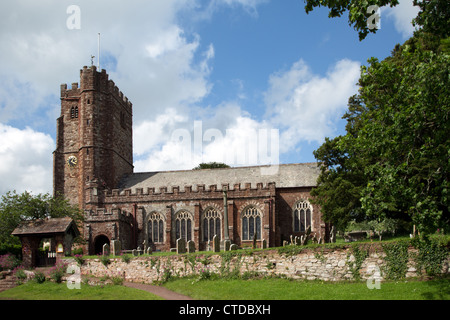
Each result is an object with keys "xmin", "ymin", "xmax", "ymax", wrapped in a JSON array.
[
  {"xmin": 175, "ymin": 210, "xmax": 193, "ymax": 242},
  {"xmin": 147, "ymin": 213, "xmax": 164, "ymax": 244},
  {"xmin": 242, "ymin": 207, "xmax": 261, "ymax": 241},
  {"xmin": 202, "ymin": 208, "xmax": 221, "ymax": 242},
  {"xmin": 71, "ymin": 106, "xmax": 78, "ymax": 119},
  {"xmin": 293, "ymin": 201, "xmax": 312, "ymax": 232}
]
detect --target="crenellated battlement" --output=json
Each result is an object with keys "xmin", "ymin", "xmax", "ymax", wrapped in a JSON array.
[
  {"xmin": 60, "ymin": 65, "xmax": 132, "ymax": 111},
  {"xmin": 98, "ymin": 182, "xmax": 276, "ymax": 202}
]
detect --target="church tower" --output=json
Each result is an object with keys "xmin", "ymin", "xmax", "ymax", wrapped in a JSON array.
[{"xmin": 53, "ymin": 66, "xmax": 133, "ymax": 210}]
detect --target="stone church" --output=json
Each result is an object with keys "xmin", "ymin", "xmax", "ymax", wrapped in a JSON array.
[{"xmin": 53, "ymin": 66, "xmax": 330, "ymax": 255}]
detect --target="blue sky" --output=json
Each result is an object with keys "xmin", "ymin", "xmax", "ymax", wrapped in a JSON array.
[{"xmin": 0, "ymin": 0, "xmax": 420, "ymax": 195}]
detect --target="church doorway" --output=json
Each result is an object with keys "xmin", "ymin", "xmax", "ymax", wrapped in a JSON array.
[{"xmin": 94, "ymin": 235, "xmax": 110, "ymax": 255}]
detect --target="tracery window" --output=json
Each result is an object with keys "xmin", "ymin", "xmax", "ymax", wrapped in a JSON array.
[
  {"xmin": 293, "ymin": 200, "xmax": 312, "ymax": 232},
  {"xmin": 242, "ymin": 207, "xmax": 261, "ymax": 241},
  {"xmin": 175, "ymin": 210, "xmax": 193, "ymax": 242},
  {"xmin": 202, "ymin": 208, "xmax": 221, "ymax": 242},
  {"xmin": 147, "ymin": 212, "xmax": 164, "ymax": 243}
]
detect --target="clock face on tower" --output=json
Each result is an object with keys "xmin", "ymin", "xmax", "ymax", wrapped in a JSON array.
[{"xmin": 67, "ymin": 156, "xmax": 78, "ymax": 168}]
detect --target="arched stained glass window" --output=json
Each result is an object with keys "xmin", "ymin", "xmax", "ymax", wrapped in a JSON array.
[
  {"xmin": 147, "ymin": 212, "xmax": 164, "ymax": 243},
  {"xmin": 293, "ymin": 201, "xmax": 312, "ymax": 232},
  {"xmin": 242, "ymin": 207, "xmax": 261, "ymax": 241},
  {"xmin": 202, "ymin": 208, "xmax": 221, "ymax": 241},
  {"xmin": 175, "ymin": 210, "xmax": 193, "ymax": 242}
]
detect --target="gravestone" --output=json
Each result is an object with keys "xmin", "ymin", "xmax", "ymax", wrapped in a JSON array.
[
  {"xmin": 283, "ymin": 240, "xmax": 289, "ymax": 247},
  {"xmin": 177, "ymin": 238, "xmax": 186, "ymax": 254},
  {"xmin": 262, "ymin": 239, "xmax": 267, "ymax": 249},
  {"xmin": 102, "ymin": 243, "xmax": 110, "ymax": 256},
  {"xmin": 224, "ymin": 239, "xmax": 231, "ymax": 251},
  {"xmin": 110, "ymin": 240, "xmax": 121, "ymax": 256},
  {"xmin": 230, "ymin": 244, "xmax": 238, "ymax": 251},
  {"xmin": 146, "ymin": 247, "xmax": 152, "ymax": 255},
  {"xmin": 187, "ymin": 240, "xmax": 195, "ymax": 253},
  {"xmin": 213, "ymin": 235, "xmax": 220, "ymax": 252}
]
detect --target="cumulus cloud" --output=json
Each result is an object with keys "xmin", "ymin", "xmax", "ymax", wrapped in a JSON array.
[
  {"xmin": 384, "ymin": 0, "xmax": 420, "ymax": 39},
  {"xmin": 0, "ymin": 124, "xmax": 54, "ymax": 195},
  {"xmin": 264, "ymin": 58, "xmax": 361, "ymax": 152}
]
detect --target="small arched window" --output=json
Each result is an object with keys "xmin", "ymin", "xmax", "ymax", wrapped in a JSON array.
[
  {"xmin": 293, "ymin": 200, "xmax": 312, "ymax": 232},
  {"xmin": 242, "ymin": 207, "xmax": 261, "ymax": 241},
  {"xmin": 71, "ymin": 106, "xmax": 78, "ymax": 119}
]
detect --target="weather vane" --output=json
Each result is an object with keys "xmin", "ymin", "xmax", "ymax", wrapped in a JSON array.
[{"xmin": 91, "ymin": 55, "xmax": 95, "ymax": 66}]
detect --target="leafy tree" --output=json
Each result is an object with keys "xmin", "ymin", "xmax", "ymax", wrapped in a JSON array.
[
  {"xmin": 193, "ymin": 162, "xmax": 230, "ymax": 170},
  {"xmin": 303, "ymin": 0, "xmax": 400, "ymax": 40},
  {"xmin": 312, "ymin": 2, "xmax": 449, "ymax": 234},
  {"xmin": 0, "ymin": 191, "xmax": 84, "ymax": 247}
]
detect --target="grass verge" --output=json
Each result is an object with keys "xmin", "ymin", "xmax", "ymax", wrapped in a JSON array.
[
  {"xmin": 0, "ymin": 281, "xmax": 163, "ymax": 300},
  {"xmin": 163, "ymin": 276, "xmax": 450, "ymax": 300}
]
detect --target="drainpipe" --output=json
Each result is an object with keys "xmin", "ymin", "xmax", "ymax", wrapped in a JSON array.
[
  {"xmin": 223, "ymin": 186, "xmax": 229, "ymax": 240},
  {"xmin": 132, "ymin": 203, "xmax": 138, "ymax": 249}
]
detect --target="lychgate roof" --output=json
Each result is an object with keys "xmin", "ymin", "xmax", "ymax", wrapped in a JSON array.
[
  {"xmin": 119, "ymin": 163, "xmax": 320, "ymax": 193},
  {"xmin": 11, "ymin": 217, "xmax": 80, "ymax": 237}
]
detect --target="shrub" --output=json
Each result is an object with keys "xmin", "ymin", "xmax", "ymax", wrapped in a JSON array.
[
  {"xmin": 0, "ymin": 254, "xmax": 21, "ymax": 271},
  {"xmin": 12, "ymin": 265, "xmax": 27, "ymax": 284},
  {"xmin": 49, "ymin": 262, "xmax": 67, "ymax": 283},
  {"xmin": 34, "ymin": 270, "xmax": 46, "ymax": 284},
  {"xmin": 74, "ymin": 254, "xmax": 85, "ymax": 266}
]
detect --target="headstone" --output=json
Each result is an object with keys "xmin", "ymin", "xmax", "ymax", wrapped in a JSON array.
[
  {"xmin": 137, "ymin": 246, "xmax": 142, "ymax": 256},
  {"xmin": 290, "ymin": 235, "xmax": 294, "ymax": 245},
  {"xmin": 146, "ymin": 247, "xmax": 152, "ymax": 255},
  {"xmin": 262, "ymin": 239, "xmax": 267, "ymax": 249},
  {"xmin": 230, "ymin": 244, "xmax": 238, "ymax": 251},
  {"xmin": 224, "ymin": 239, "xmax": 231, "ymax": 251},
  {"xmin": 142, "ymin": 239, "xmax": 147, "ymax": 252},
  {"xmin": 177, "ymin": 238, "xmax": 186, "ymax": 254},
  {"xmin": 102, "ymin": 243, "xmax": 110, "ymax": 256},
  {"xmin": 110, "ymin": 240, "xmax": 121, "ymax": 256},
  {"xmin": 187, "ymin": 240, "xmax": 195, "ymax": 253},
  {"xmin": 213, "ymin": 235, "xmax": 220, "ymax": 252},
  {"xmin": 283, "ymin": 240, "xmax": 289, "ymax": 247}
]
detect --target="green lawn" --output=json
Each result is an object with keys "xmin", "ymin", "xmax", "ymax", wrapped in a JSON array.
[
  {"xmin": 0, "ymin": 281, "xmax": 163, "ymax": 300},
  {"xmin": 163, "ymin": 277, "xmax": 450, "ymax": 300}
]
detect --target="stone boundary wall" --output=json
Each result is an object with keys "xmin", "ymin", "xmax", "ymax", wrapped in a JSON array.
[{"xmin": 74, "ymin": 246, "xmax": 449, "ymax": 284}]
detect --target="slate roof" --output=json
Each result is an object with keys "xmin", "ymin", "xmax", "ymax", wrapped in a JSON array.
[
  {"xmin": 11, "ymin": 217, "xmax": 80, "ymax": 237},
  {"xmin": 119, "ymin": 163, "xmax": 320, "ymax": 193}
]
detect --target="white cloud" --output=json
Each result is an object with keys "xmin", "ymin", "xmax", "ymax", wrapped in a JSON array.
[
  {"xmin": 0, "ymin": 124, "xmax": 54, "ymax": 195},
  {"xmin": 384, "ymin": 0, "xmax": 420, "ymax": 38},
  {"xmin": 264, "ymin": 58, "xmax": 361, "ymax": 152}
]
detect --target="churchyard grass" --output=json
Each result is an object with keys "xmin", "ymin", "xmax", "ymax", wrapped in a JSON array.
[
  {"xmin": 163, "ymin": 276, "xmax": 450, "ymax": 300},
  {"xmin": 0, "ymin": 281, "xmax": 163, "ymax": 300}
]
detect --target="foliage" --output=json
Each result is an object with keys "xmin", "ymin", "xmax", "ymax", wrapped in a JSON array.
[
  {"xmin": 382, "ymin": 240, "xmax": 410, "ymax": 280},
  {"xmin": 74, "ymin": 254, "xmax": 85, "ymax": 266},
  {"xmin": 0, "ymin": 253, "xmax": 21, "ymax": 271},
  {"xmin": 100, "ymin": 255, "xmax": 110, "ymax": 267},
  {"xmin": 13, "ymin": 265, "xmax": 27, "ymax": 284},
  {"xmin": 312, "ymin": 28, "xmax": 449, "ymax": 234},
  {"xmin": 413, "ymin": 236, "xmax": 449, "ymax": 276},
  {"xmin": 34, "ymin": 270, "xmax": 46, "ymax": 284},
  {"xmin": 49, "ymin": 262, "xmax": 67, "ymax": 283},
  {"xmin": 346, "ymin": 243, "xmax": 369, "ymax": 280},
  {"xmin": 303, "ymin": 0, "xmax": 401, "ymax": 40},
  {"xmin": 193, "ymin": 162, "xmax": 230, "ymax": 170},
  {"xmin": 0, "ymin": 191, "xmax": 84, "ymax": 247}
]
